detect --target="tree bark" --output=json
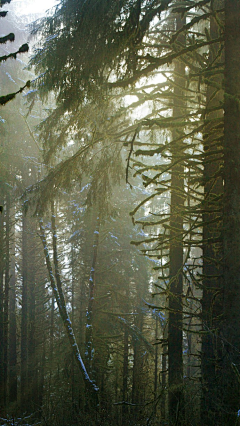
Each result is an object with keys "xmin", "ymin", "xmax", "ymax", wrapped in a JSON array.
[
  {"xmin": 222, "ymin": 1, "xmax": 240, "ymax": 423},
  {"xmin": 85, "ymin": 215, "xmax": 100, "ymax": 375},
  {"xmin": 168, "ymin": 12, "xmax": 185, "ymax": 426},
  {"xmin": 21, "ymin": 209, "xmax": 28, "ymax": 410},
  {"xmin": 9, "ymin": 205, "xmax": 17, "ymax": 404},
  {"xmin": 3, "ymin": 191, "xmax": 10, "ymax": 407},
  {"xmin": 161, "ymin": 326, "xmax": 168, "ymax": 423},
  {"xmin": 201, "ymin": 3, "xmax": 223, "ymax": 423},
  {"xmin": 122, "ymin": 324, "xmax": 129, "ymax": 426},
  {"xmin": 131, "ymin": 303, "xmax": 144, "ymax": 422},
  {"xmin": 28, "ymin": 221, "xmax": 37, "ymax": 410},
  {"xmin": 39, "ymin": 215, "xmax": 99, "ymax": 405},
  {"xmin": 0, "ymin": 191, "xmax": 4, "ymax": 409}
]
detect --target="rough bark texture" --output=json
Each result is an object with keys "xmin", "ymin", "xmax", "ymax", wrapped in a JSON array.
[
  {"xmin": 122, "ymin": 324, "xmax": 129, "ymax": 425},
  {"xmin": 9, "ymin": 205, "xmax": 17, "ymax": 404},
  {"xmin": 28, "ymin": 223, "xmax": 37, "ymax": 410},
  {"xmin": 132, "ymin": 302, "xmax": 144, "ymax": 422},
  {"xmin": 121, "ymin": 282, "xmax": 130, "ymax": 426},
  {"xmin": 153, "ymin": 317, "xmax": 158, "ymax": 418},
  {"xmin": 0, "ymin": 191, "xmax": 4, "ymax": 409},
  {"xmin": 3, "ymin": 192, "xmax": 10, "ymax": 407},
  {"xmin": 21, "ymin": 210, "xmax": 28, "ymax": 410},
  {"xmin": 201, "ymin": 3, "xmax": 223, "ymax": 423},
  {"xmin": 222, "ymin": 1, "xmax": 240, "ymax": 423},
  {"xmin": 161, "ymin": 327, "xmax": 167, "ymax": 423},
  {"xmin": 85, "ymin": 215, "xmax": 100, "ymax": 375},
  {"xmin": 168, "ymin": 13, "xmax": 185, "ymax": 426}
]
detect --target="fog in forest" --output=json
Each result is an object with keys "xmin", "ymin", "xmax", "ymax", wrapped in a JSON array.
[{"xmin": 0, "ymin": 1, "xmax": 240, "ymax": 425}]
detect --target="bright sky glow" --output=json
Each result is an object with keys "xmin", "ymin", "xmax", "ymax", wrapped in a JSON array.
[
  {"xmin": 24, "ymin": 0, "xmax": 58, "ymax": 15},
  {"xmin": 10, "ymin": 0, "xmax": 58, "ymax": 17}
]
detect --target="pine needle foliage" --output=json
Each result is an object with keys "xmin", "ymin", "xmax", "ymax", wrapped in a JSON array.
[
  {"xmin": 30, "ymin": 0, "xmax": 172, "ymax": 104},
  {"xmin": 24, "ymin": 0, "xmax": 240, "ymax": 424},
  {"xmin": 0, "ymin": 0, "xmax": 29, "ymax": 105}
]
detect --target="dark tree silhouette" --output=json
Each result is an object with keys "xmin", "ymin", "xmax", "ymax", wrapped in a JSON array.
[{"xmin": 0, "ymin": 0, "xmax": 29, "ymax": 106}]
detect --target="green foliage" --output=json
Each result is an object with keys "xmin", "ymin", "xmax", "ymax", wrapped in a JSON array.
[
  {"xmin": 30, "ymin": 0, "xmax": 171, "ymax": 105},
  {"xmin": 0, "ymin": 33, "xmax": 14, "ymax": 43},
  {"xmin": 1, "ymin": 0, "xmax": 233, "ymax": 424},
  {"xmin": 0, "ymin": 80, "xmax": 30, "ymax": 106},
  {"xmin": 0, "ymin": 1, "xmax": 29, "ymax": 105}
]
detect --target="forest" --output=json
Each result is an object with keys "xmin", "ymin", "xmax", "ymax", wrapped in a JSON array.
[{"xmin": 0, "ymin": 0, "xmax": 240, "ymax": 425}]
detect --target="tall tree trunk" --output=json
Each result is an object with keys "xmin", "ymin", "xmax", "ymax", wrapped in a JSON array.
[
  {"xmin": 9, "ymin": 204, "xmax": 17, "ymax": 404},
  {"xmin": 222, "ymin": 1, "xmax": 240, "ymax": 423},
  {"xmin": 21, "ymin": 210, "xmax": 28, "ymax": 410},
  {"xmin": 85, "ymin": 215, "xmax": 101, "ymax": 376},
  {"xmin": 152, "ymin": 315, "xmax": 159, "ymax": 421},
  {"xmin": 201, "ymin": 3, "xmax": 223, "ymax": 423},
  {"xmin": 122, "ymin": 324, "xmax": 129, "ymax": 426},
  {"xmin": 3, "ymin": 191, "xmax": 10, "ymax": 407},
  {"xmin": 71, "ymin": 243, "xmax": 75, "ymax": 405},
  {"xmin": 121, "ymin": 280, "xmax": 130, "ymax": 426},
  {"xmin": 161, "ymin": 326, "xmax": 168, "ymax": 423},
  {"xmin": 0, "ymin": 191, "xmax": 5, "ymax": 409},
  {"xmin": 154, "ymin": 316, "xmax": 158, "ymax": 399},
  {"xmin": 131, "ymin": 303, "xmax": 144, "ymax": 422},
  {"xmin": 38, "ymin": 336, "xmax": 45, "ymax": 412},
  {"xmin": 114, "ymin": 351, "xmax": 120, "ymax": 425},
  {"xmin": 39, "ymin": 214, "xmax": 99, "ymax": 405},
  {"xmin": 47, "ymin": 292, "xmax": 54, "ymax": 415},
  {"xmin": 168, "ymin": 12, "xmax": 185, "ymax": 426},
  {"xmin": 28, "ymin": 225, "xmax": 37, "ymax": 411}
]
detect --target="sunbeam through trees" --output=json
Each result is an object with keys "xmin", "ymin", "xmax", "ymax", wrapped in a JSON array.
[{"xmin": 0, "ymin": 1, "xmax": 240, "ymax": 425}]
